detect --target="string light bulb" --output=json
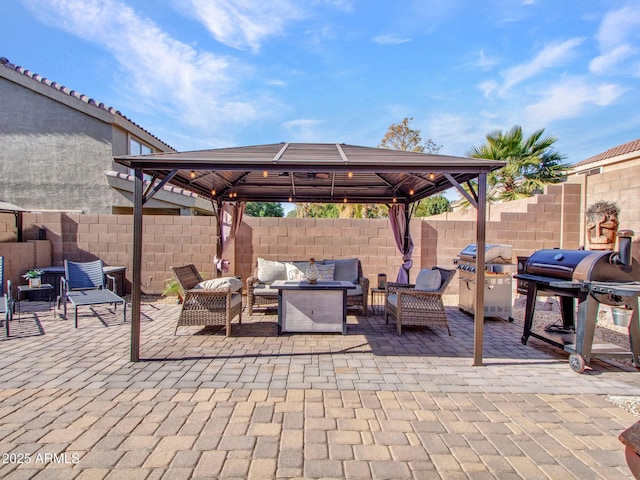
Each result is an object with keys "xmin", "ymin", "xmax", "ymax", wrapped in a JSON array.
[
  {"xmin": 429, "ymin": 172, "xmax": 435, "ymax": 181},
  {"xmin": 392, "ymin": 196, "xmax": 397, "ymax": 203},
  {"xmin": 288, "ymin": 195, "xmax": 293, "ymax": 202},
  {"xmin": 211, "ymin": 189, "xmax": 216, "ymax": 196},
  {"xmin": 262, "ymin": 170, "xmax": 269, "ymax": 178},
  {"xmin": 190, "ymin": 170, "xmax": 196, "ymax": 179},
  {"xmin": 343, "ymin": 196, "xmax": 348, "ymax": 203},
  {"xmin": 347, "ymin": 171, "xmax": 353, "ymax": 178},
  {"xmin": 409, "ymin": 189, "xmax": 414, "ymax": 196}
]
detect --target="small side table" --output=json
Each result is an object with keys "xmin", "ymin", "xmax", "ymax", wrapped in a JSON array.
[
  {"xmin": 17, "ymin": 284, "xmax": 54, "ymax": 320},
  {"xmin": 370, "ymin": 287, "xmax": 385, "ymax": 315}
]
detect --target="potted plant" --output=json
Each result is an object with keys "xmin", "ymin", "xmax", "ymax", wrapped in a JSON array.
[
  {"xmin": 162, "ymin": 278, "xmax": 183, "ymax": 304},
  {"xmin": 23, "ymin": 269, "xmax": 44, "ymax": 288}
]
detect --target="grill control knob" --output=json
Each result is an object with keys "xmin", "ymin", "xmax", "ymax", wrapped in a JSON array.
[{"xmin": 554, "ymin": 253, "xmax": 564, "ymax": 262}]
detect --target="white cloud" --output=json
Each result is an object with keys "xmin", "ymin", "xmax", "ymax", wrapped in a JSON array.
[
  {"xmin": 182, "ymin": 0, "xmax": 306, "ymax": 53},
  {"xmin": 424, "ymin": 114, "xmax": 493, "ymax": 156},
  {"xmin": 281, "ymin": 119, "xmax": 325, "ymax": 142},
  {"xmin": 475, "ymin": 49, "xmax": 498, "ymax": 69},
  {"xmin": 595, "ymin": 5, "xmax": 640, "ymax": 49},
  {"xmin": 590, "ymin": 5, "xmax": 640, "ymax": 75},
  {"xmin": 590, "ymin": 44, "xmax": 637, "ymax": 75},
  {"xmin": 478, "ymin": 80, "xmax": 499, "ymax": 98},
  {"xmin": 524, "ymin": 78, "xmax": 625, "ymax": 125},
  {"xmin": 372, "ymin": 34, "xmax": 411, "ymax": 45},
  {"xmin": 22, "ymin": 0, "xmax": 275, "ymax": 143},
  {"xmin": 501, "ymin": 37, "xmax": 585, "ymax": 92}
]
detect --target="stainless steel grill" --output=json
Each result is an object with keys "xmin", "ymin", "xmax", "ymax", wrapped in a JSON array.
[
  {"xmin": 515, "ymin": 230, "xmax": 640, "ymax": 373},
  {"xmin": 454, "ymin": 244, "xmax": 516, "ymax": 322}
]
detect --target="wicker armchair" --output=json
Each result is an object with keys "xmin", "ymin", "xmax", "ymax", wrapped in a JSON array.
[
  {"xmin": 171, "ymin": 265, "xmax": 242, "ymax": 336},
  {"xmin": 385, "ymin": 266, "xmax": 456, "ymax": 336}
]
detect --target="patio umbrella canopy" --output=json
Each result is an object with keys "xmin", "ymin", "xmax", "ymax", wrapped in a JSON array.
[{"xmin": 114, "ymin": 142, "xmax": 506, "ymax": 364}]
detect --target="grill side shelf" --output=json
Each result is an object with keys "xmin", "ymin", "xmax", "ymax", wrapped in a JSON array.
[{"xmin": 513, "ymin": 273, "xmax": 588, "ymax": 290}]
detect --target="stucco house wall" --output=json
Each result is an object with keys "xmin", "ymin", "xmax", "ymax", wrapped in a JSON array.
[{"xmin": 0, "ymin": 57, "xmax": 212, "ymax": 216}]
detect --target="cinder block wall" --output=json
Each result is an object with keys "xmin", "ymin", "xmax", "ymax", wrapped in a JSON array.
[
  {"xmin": 1, "ymin": 182, "xmax": 586, "ymax": 296},
  {"xmin": 235, "ymin": 217, "xmax": 415, "ymax": 287}
]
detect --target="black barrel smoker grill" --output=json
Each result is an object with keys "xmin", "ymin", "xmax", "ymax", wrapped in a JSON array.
[{"xmin": 515, "ymin": 231, "xmax": 640, "ymax": 373}]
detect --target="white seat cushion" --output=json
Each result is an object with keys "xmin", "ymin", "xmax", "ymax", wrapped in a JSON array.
[{"xmin": 194, "ymin": 277, "xmax": 242, "ymax": 292}]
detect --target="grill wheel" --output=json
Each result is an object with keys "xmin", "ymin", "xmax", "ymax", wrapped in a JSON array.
[{"xmin": 569, "ymin": 353, "xmax": 586, "ymax": 374}]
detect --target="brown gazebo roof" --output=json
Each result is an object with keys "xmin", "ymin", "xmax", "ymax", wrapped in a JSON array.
[{"xmin": 115, "ymin": 142, "xmax": 505, "ymax": 205}]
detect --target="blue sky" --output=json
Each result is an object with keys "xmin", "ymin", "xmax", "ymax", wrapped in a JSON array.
[{"xmin": 2, "ymin": 0, "xmax": 640, "ymax": 163}]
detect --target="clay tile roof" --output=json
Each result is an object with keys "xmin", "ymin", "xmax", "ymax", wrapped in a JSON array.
[
  {"xmin": 573, "ymin": 138, "xmax": 640, "ymax": 167},
  {"xmin": 0, "ymin": 57, "xmax": 175, "ymax": 151}
]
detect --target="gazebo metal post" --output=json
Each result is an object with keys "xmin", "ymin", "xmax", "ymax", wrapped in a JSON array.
[
  {"xmin": 473, "ymin": 172, "xmax": 487, "ymax": 366},
  {"xmin": 131, "ymin": 168, "xmax": 144, "ymax": 362},
  {"xmin": 15, "ymin": 212, "xmax": 23, "ymax": 242}
]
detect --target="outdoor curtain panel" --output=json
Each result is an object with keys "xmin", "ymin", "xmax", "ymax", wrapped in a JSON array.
[
  {"xmin": 215, "ymin": 201, "xmax": 245, "ymax": 272},
  {"xmin": 389, "ymin": 204, "xmax": 414, "ymax": 284}
]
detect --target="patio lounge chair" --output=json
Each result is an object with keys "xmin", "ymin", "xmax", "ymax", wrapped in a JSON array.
[
  {"xmin": 60, "ymin": 259, "xmax": 126, "ymax": 328},
  {"xmin": 171, "ymin": 264, "xmax": 242, "ymax": 336},
  {"xmin": 385, "ymin": 266, "xmax": 456, "ymax": 336}
]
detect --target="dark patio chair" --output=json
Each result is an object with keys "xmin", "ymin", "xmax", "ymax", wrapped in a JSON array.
[{"xmin": 60, "ymin": 259, "xmax": 126, "ymax": 328}]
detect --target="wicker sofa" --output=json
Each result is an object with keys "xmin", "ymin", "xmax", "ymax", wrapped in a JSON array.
[{"xmin": 247, "ymin": 258, "xmax": 369, "ymax": 315}]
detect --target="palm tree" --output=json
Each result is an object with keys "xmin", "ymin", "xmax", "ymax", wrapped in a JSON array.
[{"xmin": 467, "ymin": 125, "xmax": 568, "ymax": 202}]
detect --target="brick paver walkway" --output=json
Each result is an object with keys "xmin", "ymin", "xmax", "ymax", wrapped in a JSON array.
[{"xmin": 0, "ymin": 300, "xmax": 638, "ymax": 479}]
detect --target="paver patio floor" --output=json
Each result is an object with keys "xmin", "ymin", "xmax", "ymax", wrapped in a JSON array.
[{"xmin": 0, "ymin": 300, "xmax": 639, "ymax": 479}]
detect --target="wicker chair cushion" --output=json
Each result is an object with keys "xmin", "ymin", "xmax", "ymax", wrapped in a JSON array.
[
  {"xmin": 346, "ymin": 284, "xmax": 362, "ymax": 296},
  {"xmin": 257, "ymin": 258, "xmax": 287, "ymax": 283},
  {"xmin": 387, "ymin": 294, "xmax": 398, "ymax": 307},
  {"xmin": 316, "ymin": 263, "xmax": 335, "ymax": 281},
  {"xmin": 252, "ymin": 285, "xmax": 279, "ymax": 296},
  {"xmin": 415, "ymin": 269, "xmax": 441, "ymax": 291},
  {"xmin": 194, "ymin": 277, "xmax": 242, "ymax": 291},
  {"xmin": 324, "ymin": 258, "xmax": 359, "ymax": 283}
]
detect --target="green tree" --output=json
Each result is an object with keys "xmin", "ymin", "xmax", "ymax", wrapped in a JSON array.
[
  {"xmin": 379, "ymin": 117, "xmax": 442, "ymax": 153},
  {"xmin": 245, "ymin": 202, "xmax": 284, "ymax": 217},
  {"xmin": 414, "ymin": 194, "xmax": 451, "ymax": 217},
  {"xmin": 467, "ymin": 125, "xmax": 568, "ymax": 202}
]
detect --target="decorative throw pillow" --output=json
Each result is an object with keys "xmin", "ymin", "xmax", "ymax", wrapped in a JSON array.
[
  {"xmin": 285, "ymin": 262, "xmax": 305, "ymax": 281},
  {"xmin": 194, "ymin": 277, "xmax": 242, "ymax": 291},
  {"xmin": 257, "ymin": 258, "xmax": 287, "ymax": 283},
  {"xmin": 316, "ymin": 263, "xmax": 335, "ymax": 281},
  {"xmin": 414, "ymin": 269, "xmax": 441, "ymax": 291},
  {"xmin": 326, "ymin": 258, "xmax": 359, "ymax": 283}
]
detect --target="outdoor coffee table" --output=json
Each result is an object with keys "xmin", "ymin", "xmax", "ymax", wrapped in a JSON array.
[{"xmin": 271, "ymin": 280, "xmax": 356, "ymax": 335}]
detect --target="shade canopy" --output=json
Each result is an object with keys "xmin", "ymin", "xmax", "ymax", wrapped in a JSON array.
[
  {"xmin": 115, "ymin": 142, "xmax": 505, "ymax": 365},
  {"xmin": 114, "ymin": 142, "xmax": 505, "ymax": 205}
]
